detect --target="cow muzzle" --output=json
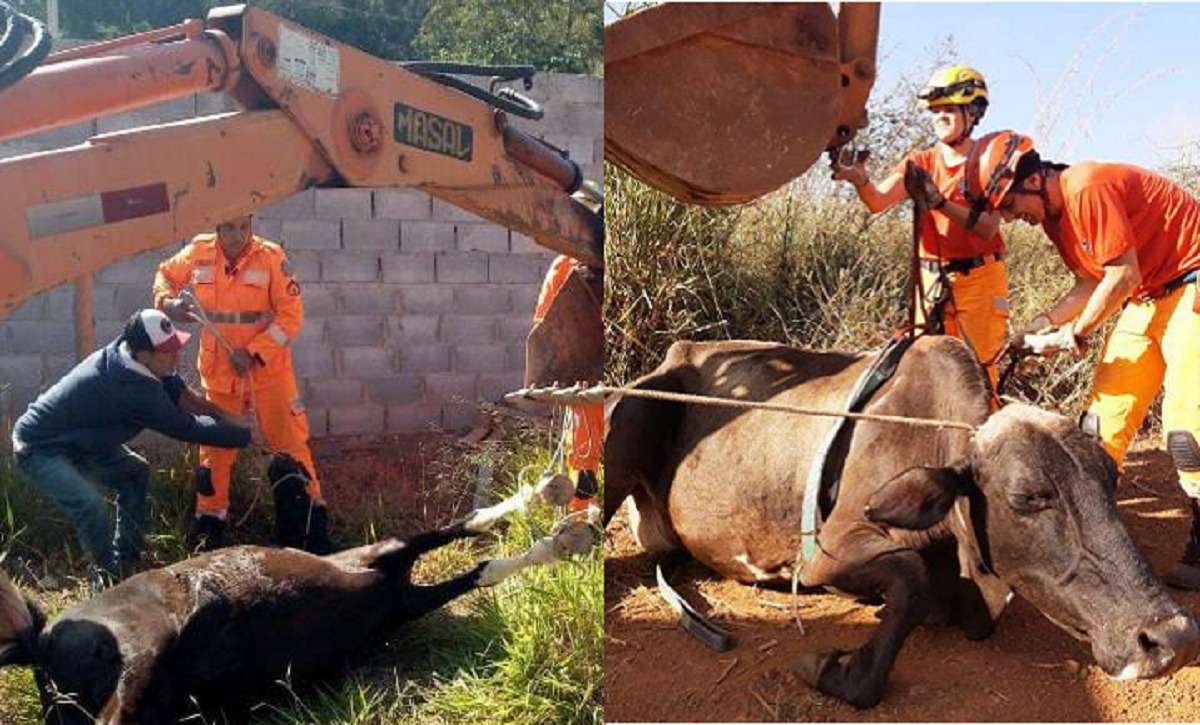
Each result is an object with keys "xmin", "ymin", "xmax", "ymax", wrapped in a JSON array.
[{"xmin": 1106, "ymin": 612, "xmax": 1200, "ymax": 681}]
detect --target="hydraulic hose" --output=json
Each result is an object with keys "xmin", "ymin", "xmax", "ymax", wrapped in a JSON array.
[
  {"xmin": 401, "ymin": 61, "xmax": 543, "ymax": 120},
  {"xmin": 0, "ymin": 2, "xmax": 51, "ymax": 95}
]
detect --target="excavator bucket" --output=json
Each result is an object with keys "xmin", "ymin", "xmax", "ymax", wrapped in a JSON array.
[
  {"xmin": 605, "ymin": 2, "xmax": 880, "ymax": 206},
  {"xmin": 525, "ymin": 268, "xmax": 604, "ymax": 387}
]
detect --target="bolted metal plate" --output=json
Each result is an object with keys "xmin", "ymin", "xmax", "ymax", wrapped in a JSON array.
[{"xmin": 605, "ymin": 3, "xmax": 844, "ymax": 206}]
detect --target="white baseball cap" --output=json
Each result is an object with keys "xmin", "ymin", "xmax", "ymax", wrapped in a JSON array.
[{"xmin": 124, "ymin": 308, "xmax": 191, "ymax": 353}]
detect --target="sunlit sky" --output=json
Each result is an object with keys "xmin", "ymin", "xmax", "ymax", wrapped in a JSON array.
[{"xmin": 605, "ymin": 2, "xmax": 1200, "ymax": 170}]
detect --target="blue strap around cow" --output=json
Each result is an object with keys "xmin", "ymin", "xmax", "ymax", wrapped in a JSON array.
[{"xmin": 799, "ymin": 334, "xmax": 916, "ymax": 562}]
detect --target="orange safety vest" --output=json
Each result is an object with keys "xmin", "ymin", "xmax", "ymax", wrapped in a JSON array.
[
  {"xmin": 894, "ymin": 146, "xmax": 1006, "ymax": 261},
  {"xmin": 154, "ymin": 234, "xmax": 304, "ymax": 394}
]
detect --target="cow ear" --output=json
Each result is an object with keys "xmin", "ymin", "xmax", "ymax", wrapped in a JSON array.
[{"xmin": 865, "ymin": 458, "xmax": 974, "ymax": 530}]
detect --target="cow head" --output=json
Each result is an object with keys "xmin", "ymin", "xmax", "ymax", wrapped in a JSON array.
[{"xmin": 865, "ymin": 404, "xmax": 1199, "ymax": 680}]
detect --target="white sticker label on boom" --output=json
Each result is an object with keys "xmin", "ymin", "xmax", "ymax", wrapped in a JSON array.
[{"xmin": 277, "ymin": 25, "xmax": 339, "ymax": 96}]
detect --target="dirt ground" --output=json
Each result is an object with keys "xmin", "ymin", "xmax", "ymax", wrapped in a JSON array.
[
  {"xmin": 604, "ymin": 441, "xmax": 1200, "ymax": 722},
  {"xmin": 311, "ymin": 429, "xmax": 475, "ymax": 532}
]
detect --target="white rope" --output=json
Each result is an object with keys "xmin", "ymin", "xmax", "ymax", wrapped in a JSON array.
[{"xmin": 506, "ymin": 383, "xmax": 978, "ymax": 432}]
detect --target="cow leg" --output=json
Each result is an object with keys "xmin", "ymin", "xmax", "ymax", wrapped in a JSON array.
[
  {"xmin": 399, "ymin": 518, "xmax": 595, "ymax": 619},
  {"xmin": 477, "ymin": 519, "xmax": 595, "ymax": 586},
  {"xmin": 461, "ymin": 473, "xmax": 574, "ymax": 533},
  {"xmin": 356, "ymin": 522, "xmax": 480, "ymax": 579},
  {"xmin": 354, "ymin": 479, "xmax": 583, "ymax": 578},
  {"xmin": 921, "ymin": 538, "xmax": 994, "ymax": 640},
  {"xmin": 398, "ymin": 562, "xmax": 490, "ymax": 619},
  {"xmin": 919, "ymin": 539, "xmax": 959, "ymax": 627},
  {"xmin": 795, "ymin": 549, "xmax": 932, "ymax": 709}
]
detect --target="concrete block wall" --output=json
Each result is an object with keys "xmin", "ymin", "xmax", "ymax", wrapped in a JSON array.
[{"xmin": 0, "ymin": 69, "xmax": 601, "ymax": 436}]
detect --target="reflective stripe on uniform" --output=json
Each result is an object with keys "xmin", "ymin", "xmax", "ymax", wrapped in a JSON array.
[
  {"xmin": 267, "ymin": 322, "xmax": 289, "ymax": 346},
  {"xmin": 242, "ymin": 268, "xmax": 270, "ymax": 286},
  {"xmin": 192, "ymin": 265, "xmax": 215, "ymax": 284},
  {"xmin": 207, "ymin": 310, "xmax": 272, "ymax": 324}
]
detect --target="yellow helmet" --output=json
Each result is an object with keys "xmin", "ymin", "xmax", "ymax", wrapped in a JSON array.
[{"xmin": 918, "ymin": 65, "xmax": 988, "ymax": 110}]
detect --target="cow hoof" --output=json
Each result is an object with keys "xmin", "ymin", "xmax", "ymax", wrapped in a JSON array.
[
  {"xmin": 957, "ymin": 606, "xmax": 996, "ymax": 641},
  {"xmin": 792, "ymin": 649, "xmax": 845, "ymax": 688},
  {"xmin": 534, "ymin": 472, "xmax": 576, "ymax": 507},
  {"xmin": 552, "ymin": 519, "xmax": 597, "ymax": 556},
  {"xmin": 1164, "ymin": 561, "xmax": 1200, "ymax": 591}
]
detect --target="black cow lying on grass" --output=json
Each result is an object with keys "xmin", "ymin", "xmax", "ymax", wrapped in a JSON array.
[
  {"xmin": 0, "ymin": 456, "xmax": 591, "ymax": 723},
  {"xmin": 605, "ymin": 336, "xmax": 1200, "ymax": 708}
]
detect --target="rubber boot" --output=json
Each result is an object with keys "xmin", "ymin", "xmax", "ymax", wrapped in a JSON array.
[
  {"xmin": 569, "ymin": 469, "xmax": 598, "ymax": 513},
  {"xmin": 1165, "ymin": 498, "xmax": 1200, "ymax": 590},
  {"xmin": 189, "ymin": 514, "xmax": 226, "ymax": 552},
  {"xmin": 305, "ymin": 505, "xmax": 335, "ymax": 555}
]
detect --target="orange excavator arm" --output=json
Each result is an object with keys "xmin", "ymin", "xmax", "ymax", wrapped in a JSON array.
[
  {"xmin": 605, "ymin": 2, "xmax": 880, "ymax": 206},
  {"xmin": 0, "ymin": 4, "xmax": 603, "ymax": 321}
]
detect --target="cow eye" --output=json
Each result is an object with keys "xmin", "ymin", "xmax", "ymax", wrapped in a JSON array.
[{"xmin": 1008, "ymin": 490, "xmax": 1055, "ymax": 512}]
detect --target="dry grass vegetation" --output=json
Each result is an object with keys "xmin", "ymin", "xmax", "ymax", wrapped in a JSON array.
[{"xmin": 605, "ymin": 54, "xmax": 1200, "ymax": 428}]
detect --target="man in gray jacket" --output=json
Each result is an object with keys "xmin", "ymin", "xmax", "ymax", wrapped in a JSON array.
[{"xmin": 12, "ymin": 309, "xmax": 251, "ymax": 586}]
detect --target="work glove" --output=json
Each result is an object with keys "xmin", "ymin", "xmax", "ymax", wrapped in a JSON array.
[
  {"xmin": 909, "ymin": 165, "xmax": 946, "ymax": 211},
  {"xmin": 160, "ymin": 296, "xmax": 199, "ymax": 323},
  {"xmin": 229, "ymin": 348, "xmax": 254, "ymax": 376},
  {"xmin": 1022, "ymin": 323, "xmax": 1085, "ymax": 357}
]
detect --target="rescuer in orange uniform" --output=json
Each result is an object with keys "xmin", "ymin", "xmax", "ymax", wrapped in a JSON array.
[
  {"xmin": 154, "ymin": 214, "xmax": 331, "ymax": 552},
  {"xmin": 533, "ymin": 255, "xmax": 603, "ymax": 510},
  {"xmin": 967, "ymin": 131, "xmax": 1200, "ymax": 590},
  {"xmin": 833, "ymin": 65, "xmax": 1011, "ymax": 385}
]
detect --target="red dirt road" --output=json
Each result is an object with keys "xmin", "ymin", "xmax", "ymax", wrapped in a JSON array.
[{"xmin": 604, "ymin": 444, "xmax": 1200, "ymax": 722}]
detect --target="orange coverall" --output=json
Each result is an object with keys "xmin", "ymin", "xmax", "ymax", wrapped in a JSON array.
[
  {"xmin": 153, "ymin": 233, "xmax": 321, "ymax": 517},
  {"xmin": 898, "ymin": 148, "xmax": 1010, "ymax": 385},
  {"xmin": 534, "ymin": 255, "xmax": 603, "ymax": 474},
  {"xmin": 1044, "ymin": 162, "xmax": 1200, "ymax": 498}
]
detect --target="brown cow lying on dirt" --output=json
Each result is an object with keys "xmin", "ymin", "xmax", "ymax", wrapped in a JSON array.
[
  {"xmin": 604, "ymin": 335, "xmax": 1200, "ymax": 708},
  {"xmin": 0, "ymin": 456, "xmax": 592, "ymax": 723}
]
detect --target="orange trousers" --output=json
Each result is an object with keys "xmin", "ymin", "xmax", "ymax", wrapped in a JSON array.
[
  {"xmin": 534, "ymin": 255, "xmax": 603, "ymax": 473},
  {"xmin": 1087, "ymin": 282, "xmax": 1200, "ymax": 498},
  {"xmin": 198, "ymin": 374, "xmax": 321, "ymax": 517},
  {"xmin": 917, "ymin": 258, "xmax": 1010, "ymax": 388}
]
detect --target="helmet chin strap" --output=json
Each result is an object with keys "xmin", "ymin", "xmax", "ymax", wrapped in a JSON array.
[{"xmin": 945, "ymin": 106, "xmax": 980, "ymax": 148}]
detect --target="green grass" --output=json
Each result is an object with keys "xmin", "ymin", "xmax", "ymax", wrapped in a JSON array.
[{"xmin": 0, "ymin": 416, "xmax": 602, "ymax": 724}]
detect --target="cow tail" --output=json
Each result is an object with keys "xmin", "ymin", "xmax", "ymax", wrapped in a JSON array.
[{"xmin": 0, "ymin": 570, "xmax": 41, "ymax": 667}]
